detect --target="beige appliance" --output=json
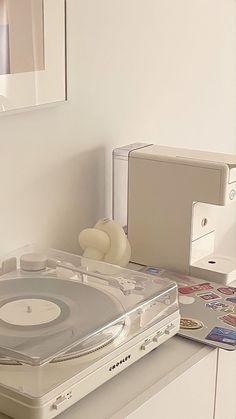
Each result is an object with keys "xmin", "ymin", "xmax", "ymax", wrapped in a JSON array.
[{"xmin": 113, "ymin": 144, "xmax": 236, "ymax": 285}]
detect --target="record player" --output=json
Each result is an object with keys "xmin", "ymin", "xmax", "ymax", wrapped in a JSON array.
[{"xmin": 0, "ymin": 245, "xmax": 180, "ymax": 419}]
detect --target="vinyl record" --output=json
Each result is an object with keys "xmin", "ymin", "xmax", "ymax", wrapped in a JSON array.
[{"xmin": 0, "ymin": 276, "xmax": 125, "ymax": 365}]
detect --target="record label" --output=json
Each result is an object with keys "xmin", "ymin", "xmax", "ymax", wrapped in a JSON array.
[{"xmin": 0, "ymin": 299, "xmax": 61, "ymax": 327}]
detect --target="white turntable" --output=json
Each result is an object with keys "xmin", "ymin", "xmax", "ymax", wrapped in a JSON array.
[{"xmin": 0, "ymin": 245, "xmax": 180, "ymax": 419}]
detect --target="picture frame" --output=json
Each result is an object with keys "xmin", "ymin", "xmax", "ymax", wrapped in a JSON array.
[{"xmin": 0, "ymin": 0, "xmax": 66, "ymax": 114}]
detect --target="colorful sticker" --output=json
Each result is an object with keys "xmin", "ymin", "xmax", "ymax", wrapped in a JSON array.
[
  {"xmin": 218, "ymin": 287, "xmax": 235, "ymax": 296},
  {"xmin": 197, "ymin": 292, "xmax": 221, "ymax": 301},
  {"xmin": 226, "ymin": 297, "xmax": 236, "ymax": 304},
  {"xmin": 220, "ymin": 314, "xmax": 236, "ymax": 328},
  {"xmin": 144, "ymin": 267, "xmax": 164, "ymax": 275},
  {"xmin": 180, "ymin": 317, "xmax": 204, "ymax": 330},
  {"xmin": 206, "ymin": 327, "xmax": 236, "ymax": 346},
  {"xmin": 206, "ymin": 301, "xmax": 234, "ymax": 313},
  {"xmin": 179, "ymin": 283, "xmax": 213, "ymax": 295},
  {"xmin": 172, "ymin": 273, "xmax": 197, "ymax": 283}
]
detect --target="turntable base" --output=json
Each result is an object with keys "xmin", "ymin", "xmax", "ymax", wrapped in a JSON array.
[{"xmin": 0, "ymin": 245, "xmax": 180, "ymax": 419}]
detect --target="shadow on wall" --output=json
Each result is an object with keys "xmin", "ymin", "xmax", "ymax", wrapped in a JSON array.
[
  {"xmin": 215, "ymin": 203, "xmax": 236, "ymax": 259},
  {"xmin": 0, "ymin": 147, "xmax": 106, "ymax": 255},
  {"xmin": 47, "ymin": 146, "xmax": 107, "ymax": 253}
]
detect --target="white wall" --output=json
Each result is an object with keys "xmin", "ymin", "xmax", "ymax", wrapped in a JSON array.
[{"xmin": 0, "ymin": 0, "xmax": 235, "ymax": 256}]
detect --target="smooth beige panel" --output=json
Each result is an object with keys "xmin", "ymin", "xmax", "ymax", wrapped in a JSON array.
[
  {"xmin": 215, "ymin": 349, "xmax": 236, "ymax": 419},
  {"xmin": 127, "ymin": 351, "xmax": 217, "ymax": 419},
  {"xmin": 30, "ymin": 0, "xmax": 45, "ymax": 71},
  {"xmin": 0, "ymin": 0, "xmax": 7, "ymax": 24},
  {"xmin": 7, "ymin": 0, "xmax": 44, "ymax": 74},
  {"xmin": 0, "ymin": 0, "xmax": 10, "ymax": 76}
]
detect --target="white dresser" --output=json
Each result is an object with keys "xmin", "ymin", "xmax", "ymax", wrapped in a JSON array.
[{"xmin": 1, "ymin": 337, "xmax": 233, "ymax": 419}]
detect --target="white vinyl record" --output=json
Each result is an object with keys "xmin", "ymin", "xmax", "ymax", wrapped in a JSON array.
[{"xmin": 0, "ymin": 276, "xmax": 125, "ymax": 365}]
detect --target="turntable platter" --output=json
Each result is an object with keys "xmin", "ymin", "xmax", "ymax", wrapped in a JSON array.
[{"xmin": 0, "ymin": 276, "xmax": 125, "ymax": 365}]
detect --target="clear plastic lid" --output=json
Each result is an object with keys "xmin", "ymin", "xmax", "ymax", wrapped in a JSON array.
[{"xmin": 0, "ymin": 245, "xmax": 178, "ymax": 367}]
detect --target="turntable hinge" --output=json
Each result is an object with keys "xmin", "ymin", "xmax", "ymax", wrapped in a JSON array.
[{"xmin": 0, "ymin": 257, "xmax": 17, "ymax": 276}]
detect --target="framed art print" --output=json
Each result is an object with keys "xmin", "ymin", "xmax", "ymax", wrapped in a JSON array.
[{"xmin": 0, "ymin": 0, "xmax": 66, "ymax": 113}]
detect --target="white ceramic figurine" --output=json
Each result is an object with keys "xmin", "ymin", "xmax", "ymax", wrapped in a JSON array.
[{"xmin": 79, "ymin": 218, "xmax": 131, "ymax": 267}]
